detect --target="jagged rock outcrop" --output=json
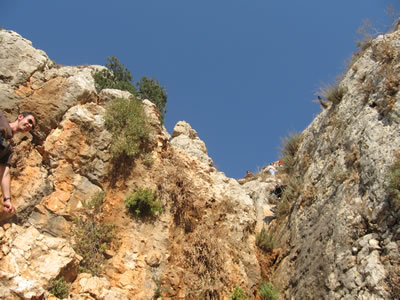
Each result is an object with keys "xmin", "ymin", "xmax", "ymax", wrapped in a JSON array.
[
  {"xmin": 0, "ymin": 29, "xmax": 271, "ymax": 299},
  {"xmin": 0, "ymin": 224, "xmax": 80, "ymax": 299},
  {"xmin": 171, "ymin": 120, "xmax": 213, "ymax": 167},
  {"xmin": 4, "ymin": 23, "xmax": 399, "ymax": 300},
  {"xmin": 269, "ymin": 29, "xmax": 400, "ymax": 299}
]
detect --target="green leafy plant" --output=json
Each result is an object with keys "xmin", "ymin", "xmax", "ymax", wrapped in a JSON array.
[
  {"xmin": 136, "ymin": 76, "xmax": 168, "ymax": 124},
  {"xmin": 125, "ymin": 187, "xmax": 163, "ymax": 217},
  {"xmin": 230, "ymin": 286, "xmax": 247, "ymax": 300},
  {"xmin": 49, "ymin": 276, "xmax": 70, "ymax": 299},
  {"xmin": 259, "ymin": 282, "xmax": 279, "ymax": 300},
  {"xmin": 93, "ymin": 56, "xmax": 136, "ymax": 95},
  {"xmin": 256, "ymin": 227, "xmax": 275, "ymax": 252},
  {"xmin": 105, "ymin": 97, "xmax": 151, "ymax": 160},
  {"xmin": 72, "ymin": 218, "xmax": 115, "ymax": 275}
]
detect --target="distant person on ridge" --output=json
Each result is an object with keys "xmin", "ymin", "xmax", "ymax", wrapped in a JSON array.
[
  {"xmin": 245, "ymin": 170, "xmax": 253, "ymax": 178},
  {"xmin": 0, "ymin": 110, "xmax": 37, "ymax": 215},
  {"xmin": 266, "ymin": 163, "xmax": 277, "ymax": 176}
]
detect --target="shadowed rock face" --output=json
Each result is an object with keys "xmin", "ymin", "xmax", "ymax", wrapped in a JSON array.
[
  {"xmin": 0, "ymin": 29, "xmax": 268, "ymax": 299},
  {"xmin": 269, "ymin": 30, "xmax": 400, "ymax": 299}
]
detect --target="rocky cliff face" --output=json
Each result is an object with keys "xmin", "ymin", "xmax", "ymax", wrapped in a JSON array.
[
  {"xmin": 1, "ymin": 26, "xmax": 399, "ymax": 300},
  {"xmin": 0, "ymin": 30, "xmax": 276, "ymax": 299},
  {"xmin": 269, "ymin": 30, "xmax": 400, "ymax": 299}
]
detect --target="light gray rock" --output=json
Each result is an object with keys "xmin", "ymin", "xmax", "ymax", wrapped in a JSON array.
[
  {"xmin": 0, "ymin": 224, "xmax": 80, "ymax": 298},
  {"xmin": 99, "ymin": 88, "xmax": 133, "ymax": 103},
  {"xmin": 0, "ymin": 30, "xmax": 51, "ymax": 87},
  {"xmin": 170, "ymin": 121, "xmax": 213, "ymax": 167},
  {"xmin": 271, "ymin": 29, "xmax": 400, "ymax": 299}
]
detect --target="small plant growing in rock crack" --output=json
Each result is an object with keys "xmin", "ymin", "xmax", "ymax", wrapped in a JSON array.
[
  {"xmin": 83, "ymin": 191, "xmax": 106, "ymax": 212},
  {"xmin": 230, "ymin": 286, "xmax": 247, "ymax": 300},
  {"xmin": 319, "ymin": 81, "xmax": 346, "ymax": 106},
  {"xmin": 256, "ymin": 227, "xmax": 275, "ymax": 252},
  {"xmin": 387, "ymin": 152, "xmax": 400, "ymax": 213},
  {"xmin": 259, "ymin": 282, "xmax": 279, "ymax": 300},
  {"xmin": 49, "ymin": 276, "xmax": 70, "ymax": 299},
  {"xmin": 72, "ymin": 218, "xmax": 115, "ymax": 276},
  {"xmin": 276, "ymin": 176, "xmax": 303, "ymax": 218},
  {"xmin": 125, "ymin": 187, "xmax": 163, "ymax": 217},
  {"xmin": 152, "ymin": 276, "xmax": 162, "ymax": 299},
  {"xmin": 280, "ymin": 132, "xmax": 302, "ymax": 175}
]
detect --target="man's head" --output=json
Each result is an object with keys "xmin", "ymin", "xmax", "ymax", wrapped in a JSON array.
[{"xmin": 16, "ymin": 112, "xmax": 37, "ymax": 132}]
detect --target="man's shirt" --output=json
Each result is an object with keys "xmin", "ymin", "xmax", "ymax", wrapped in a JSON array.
[{"xmin": 0, "ymin": 110, "xmax": 13, "ymax": 166}]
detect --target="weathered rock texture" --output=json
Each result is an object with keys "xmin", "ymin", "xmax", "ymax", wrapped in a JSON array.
[
  {"xmin": 269, "ymin": 30, "xmax": 400, "ymax": 299},
  {"xmin": 1, "ymin": 24, "xmax": 399, "ymax": 300},
  {"xmin": 0, "ymin": 29, "xmax": 272, "ymax": 299}
]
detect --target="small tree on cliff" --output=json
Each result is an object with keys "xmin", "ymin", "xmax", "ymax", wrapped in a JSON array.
[
  {"xmin": 136, "ymin": 76, "xmax": 168, "ymax": 124},
  {"xmin": 93, "ymin": 56, "xmax": 137, "ymax": 95}
]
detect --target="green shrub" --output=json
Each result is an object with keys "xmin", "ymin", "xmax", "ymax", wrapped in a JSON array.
[
  {"xmin": 136, "ymin": 76, "xmax": 168, "ymax": 124},
  {"xmin": 280, "ymin": 133, "xmax": 302, "ymax": 174},
  {"xmin": 125, "ymin": 187, "xmax": 163, "ymax": 217},
  {"xmin": 259, "ymin": 282, "xmax": 279, "ymax": 300},
  {"xmin": 230, "ymin": 286, "xmax": 247, "ymax": 300},
  {"xmin": 49, "ymin": 276, "xmax": 70, "ymax": 299},
  {"xmin": 72, "ymin": 219, "xmax": 115, "ymax": 275},
  {"xmin": 388, "ymin": 152, "xmax": 400, "ymax": 213},
  {"xmin": 93, "ymin": 56, "xmax": 136, "ymax": 95},
  {"xmin": 105, "ymin": 97, "xmax": 151, "ymax": 160},
  {"xmin": 256, "ymin": 227, "xmax": 275, "ymax": 252}
]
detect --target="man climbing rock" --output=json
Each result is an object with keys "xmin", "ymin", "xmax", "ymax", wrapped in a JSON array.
[{"xmin": 0, "ymin": 110, "xmax": 37, "ymax": 214}]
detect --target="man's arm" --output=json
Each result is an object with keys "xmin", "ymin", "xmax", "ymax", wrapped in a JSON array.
[{"xmin": 0, "ymin": 164, "xmax": 14, "ymax": 214}]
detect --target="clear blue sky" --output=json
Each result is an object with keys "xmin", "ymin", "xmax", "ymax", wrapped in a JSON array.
[{"xmin": 1, "ymin": 1, "xmax": 399, "ymax": 179}]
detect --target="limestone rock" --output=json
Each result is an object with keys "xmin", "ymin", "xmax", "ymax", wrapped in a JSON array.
[
  {"xmin": 0, "ymin": 30, "xmax": 51, "ymax": 87},
  {"xmin": 269, "ymin": 29, "xmax": 400, "ymax": 299},
  {"xmin": 70, "ymin": 273, "xmax": 129, "ymax": 300},
  {"xmin": 0, "ymin": 224, "xmax": 80, "ymax": 298},
  {"xmin": 98, "ymin": 88, "xmax": 133, "ymax": 104},
  {"xmin": 170, "ymin": 120, "xmax": 213, "ymax": 167}
]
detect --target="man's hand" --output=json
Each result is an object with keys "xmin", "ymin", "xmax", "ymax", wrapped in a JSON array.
[{"xmin": 3, "ymin": 199, "xmax": 15, "ymax": 214}]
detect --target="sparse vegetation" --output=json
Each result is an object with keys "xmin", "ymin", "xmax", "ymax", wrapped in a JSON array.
[
  {"xmin": 125, "ymin": 187, "xmax": 163, "ymax": 217},
  {"xmin": 230, "ymin": 286, "xmax": 247, "ymax": 300},
  {"xmin": 256, "ymin": 227, "xmax": 275, "ymax": 252},
  {"xmin": 105, "ymin": 97, "xmax": 152, "ymax": 161},
  {"xmin": 348, "ymin": 19, "xmax": 377, "ymax": 68},
  {"xmin": 83, "ymin": 191, "xmax": 105, "ymax": 212},
  {"xmin": 387, "ymin": 152, "xmax": 400, "ymax": 213},
  {"xmin": 372, "ymin": 38, "xmax": 396, "ymax": 64},
  {"xmin": 276, "ymin": 176, "xmax": 303, "ymax": 218},
  {"xmin": 259, "ymin": 282, "xmax": 279, "ymax": 300},
  {"xmin": 280, "ymin": 132, "xmax": 302, "ymax": 175},
  {"xmin": 152, "ymin": 277, "xmax": 162, "ymax": 299},
  {"xmin": 49, "ymin": 276, "xmax": 70, "ymax": 299},
  {"xmin": 72, "ymin": 218, "xmax": 115, "ymax": 275},
  {"xmin": 142, "ymin": 152, "xmax": 154, "ymax": 168},
  {"xmin": 183, "ymin": 225, "xmax": 224, "ymax": 287},
  {"xmin": 320, "ymin": 81, "xmax": 346, "ymax": 106},
  {"xmin": 301, "ymin": 184, "xmax": 317, "ymax": 207}
]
